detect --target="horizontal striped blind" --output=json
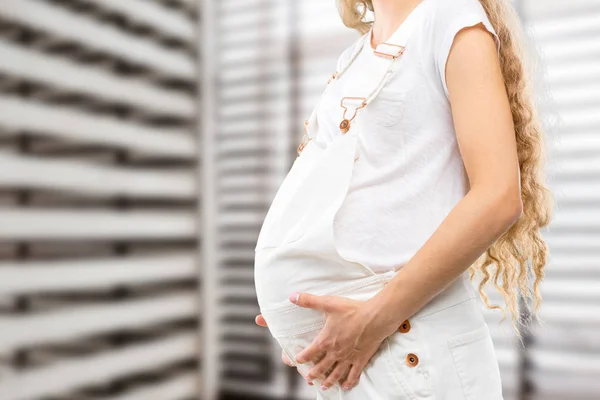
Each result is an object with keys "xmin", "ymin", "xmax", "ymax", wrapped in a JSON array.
[
  {"xmin": 208, "ymin": 0, "xmax": 296, "ymax": 399},
  {"xmin": 210, "ymin": 0, "xmax": 600, "ymax": 399},
  {"xmin": 523, "ymin": 0, "xmax": 600, "ymax": 398},
  {"xmin": 0, "ymin": 0, "xmax": 201, "ymax": 399}
]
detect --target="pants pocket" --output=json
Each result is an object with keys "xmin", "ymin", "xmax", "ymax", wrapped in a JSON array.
[
  {"xmin": 382, "ymin": 330, "xmax": 434, "ymax": 399},
  {"xmin": 447, "ymin": 324, "xmax": 504, "ymax": 400}
]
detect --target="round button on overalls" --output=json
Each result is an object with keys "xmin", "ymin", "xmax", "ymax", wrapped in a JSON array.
[
  {"xmin": 406, "ymin": 353, "xmax": 419, "ymax": 367},
  {"xmin": 399, "ymin": 319, "xmax": 411, "ymax": 333},
  {"xmin": 339, "ymin": 119, "xmax": 351, "ymax": 133}
]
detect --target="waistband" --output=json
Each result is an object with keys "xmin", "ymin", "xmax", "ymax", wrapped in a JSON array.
[{"xmin": 260, "ymin": 270, "xmax": 476, "ymax": 338}]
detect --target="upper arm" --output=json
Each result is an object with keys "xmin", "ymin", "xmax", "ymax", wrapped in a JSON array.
[
  {"xmin": 428, "ymin": 0, "xmax": 519, "ymax": 197},
  {"xmin": 445, "ymin": 23, "xmax": 519, "ymax": 195}
]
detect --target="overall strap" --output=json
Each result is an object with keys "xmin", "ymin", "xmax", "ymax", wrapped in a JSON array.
[
  {"xmin": 299, "ymin": 0, "xmax": 430, "ymax": 151},
  {"xmin": 302, "ymin": 32, "xmax": 369, "ymax": 136},
  {"xmin": 339, "ymin": 0, "xmax": 430, "ymax": 135},
  {"xmin": 334, "ymin": 32, "xmax": 370, "ymax": 81},
  {"xmin": 364, "ymin": 0, "xmax": 430, "ymax": 104},
  {"xmin": 339, "ymin": 0, "xmax": 430, "ymax": 84}
]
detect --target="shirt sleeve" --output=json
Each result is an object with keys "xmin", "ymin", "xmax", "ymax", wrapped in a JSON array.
[{"xmin": 433, "ymin": 0, "xmax": 501, "ymax": 99}]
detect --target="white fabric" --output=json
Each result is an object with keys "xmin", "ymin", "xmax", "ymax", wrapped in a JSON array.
[
  {"xmin": 261, "ymin": 277, "xmax": 502, "ymax": 400},
  {"xmin": 253, "ymin": 0, "xmax": 504, "ymax": 398},
  {"xmin": 312, "ymin": 0, "xmax": 501, "ymax": 274}
]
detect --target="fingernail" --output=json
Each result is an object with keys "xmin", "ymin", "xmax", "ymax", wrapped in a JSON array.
[
  {"xmin": 343, "ymin": 386, "xmax": 351, "ymax": 391},
  {"xmin": 289, "ymin": 292, "xmax": 299, "ymax": 303},
  {"xmin": 307, "ymin": 380, "xmax": 313, "ymax": 386},
  {"xmin": 320, "ymin": 385, "xmax": 328, "ymax": 391}
]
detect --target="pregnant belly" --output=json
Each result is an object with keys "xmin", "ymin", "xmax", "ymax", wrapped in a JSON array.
[{"xmin": 254, "ymin": 242, "xmax": 388, "ymax": 310}]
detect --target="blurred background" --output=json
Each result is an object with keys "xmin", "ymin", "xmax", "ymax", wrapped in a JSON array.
[{"xmin": 0, "ymin": 0, "xmax": 597, "ymax": 399}]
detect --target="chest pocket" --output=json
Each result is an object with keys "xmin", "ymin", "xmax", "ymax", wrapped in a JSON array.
[
  {"xmin": 369, "ymin": 69, "xmax": 422, "ymax": 127},
  {"xmin": 369, "ymin": 91, "xmax": 407, "ymax": 127}
]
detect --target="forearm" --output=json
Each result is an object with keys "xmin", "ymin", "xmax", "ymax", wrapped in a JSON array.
[{"xmin": 367, "ymin": 186, "xmax": 522, "ymax": 333}]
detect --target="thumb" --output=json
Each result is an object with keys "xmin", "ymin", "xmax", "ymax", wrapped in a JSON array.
[
  {"xmin": 289, "ymin": 292, "xmax": 333, "ymax": 312},
  {"xmin": 255, "ymin": 314, "xmax": 268, "ymax": 327}
]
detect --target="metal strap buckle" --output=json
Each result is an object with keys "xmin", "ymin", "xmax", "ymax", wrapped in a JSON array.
[
  {"xmin": 373, "ymin": 43, "xmax": 405, "ymax": 59},
  {"xmin": 339, "ymin": 97, "xmax": 367, "ymax": 134},
  {"xmin": 297, "ymin": 120, "xmax": 311, "ymax": 155}
]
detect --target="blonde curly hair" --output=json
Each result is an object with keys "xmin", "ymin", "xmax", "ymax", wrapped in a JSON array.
[{"xmin": 337, "ymin": 0, "xmax": 553, "ymax": 339}]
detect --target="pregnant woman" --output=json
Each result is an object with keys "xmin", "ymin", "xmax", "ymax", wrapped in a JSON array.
[{"xmin": 253, "ymin": 0, "xmax": 552, "ymax": 398}]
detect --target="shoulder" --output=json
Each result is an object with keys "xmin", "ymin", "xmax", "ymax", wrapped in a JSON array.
[
  {"xmin": 426, "ymin": 0, "xmax": 499, "ymax": 50},
  {"xmin": 427, "ymin": 0, "xmax": 492, "ymax": 25},
  {"xmin": 422, "ymin": 0, "xmax": 501, "ymax": 98}
]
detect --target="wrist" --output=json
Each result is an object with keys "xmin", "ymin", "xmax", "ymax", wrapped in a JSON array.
[{"xmin": 364, "ymin": 287, "xmax": 407, "ymax": 339}]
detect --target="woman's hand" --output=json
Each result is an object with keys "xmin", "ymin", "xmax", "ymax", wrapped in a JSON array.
[
  {"xmin": 287, "ymin": 291, "xmax": 401, "ymax": 391},
  {"xmin": 254, "ymin": 314, "xmax": 315, "ymax": 386}
]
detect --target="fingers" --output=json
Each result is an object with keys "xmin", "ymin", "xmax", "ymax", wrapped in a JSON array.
[
  {"xmin": 281, "ymin": 351, "xmax": 315, "ymax": 387},
  {"xmin": 289, "ymin": 292, "xmax": 342, "ymax": 312},
  {"xmin": 254, "ymin": 314, "xmax": 267, "ymax": 327},
  {"xmin": 340, "ymin": 363, "xmax": 362, "ymax": 390},
  {"xmin": 295, "ymin": 340, "xmax": 325, "ymax": 364},
  {"xmin": 306, "ymin": 353, "xmax": 337, "ymax": 382},
  {"xmin": 295, "ymin": 328, "xmax": 333, "ymax": 364},
  {"xmin": 281, "ymin": 350, "xmax": 294, "ymax": 367},
  {"xmin": 319, "ymin": 361, "xmax": 352, "ymax": 391},
  {"xmin": 289, "ymin": 292, "xmax": 325, "ymax": 312}
]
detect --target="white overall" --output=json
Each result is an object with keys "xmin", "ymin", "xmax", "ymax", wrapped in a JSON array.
[{"xmin": 254, "ymin": 4, "xmax": 504, "ymax": 399}]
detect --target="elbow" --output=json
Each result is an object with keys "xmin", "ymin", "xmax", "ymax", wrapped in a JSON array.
[
  {"xmin": 507, "ymin": 196, "xmax": 523, "ymax": 227},
  {"xmin": 495, "ymin": 185, "xmax": 523, "ymax": 228},
  {"xmin": 476, "ymin": 180, "xmax": 523, "ymax": 230}
]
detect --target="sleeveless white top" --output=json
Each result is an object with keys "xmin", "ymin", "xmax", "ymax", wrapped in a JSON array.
[{"xmin": 312, "ymin": 0, "xmax": 501, "ymax": 274}]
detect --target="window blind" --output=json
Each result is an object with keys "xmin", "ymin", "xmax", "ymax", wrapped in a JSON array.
[
  {"xmin": 0, "ymin": 0, "xmax": 202, "ymax": 399},
  {"xmin": 204, "ymin": 0, "xmax": 296, "ymax": 398},
  {"xmin": 208, "ymin": 0, "xmax": 599, "ymax": 399},
  {"xmin": 523, "ymin": 1, "xmax": 600, "ymax": 399}
]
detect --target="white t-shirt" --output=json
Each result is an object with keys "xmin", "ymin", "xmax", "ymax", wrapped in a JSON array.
[{"xmin": 312, "ymin": 0, "xmax": 501, "ymax": 274}]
